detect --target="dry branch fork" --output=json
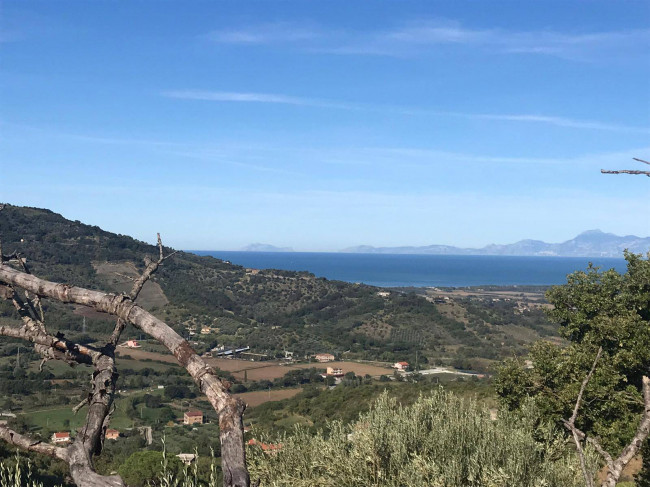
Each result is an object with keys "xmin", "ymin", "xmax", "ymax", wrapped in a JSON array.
[{"xmin": 0, "ymin": 237, "xmax": 249, "ymax": 487}]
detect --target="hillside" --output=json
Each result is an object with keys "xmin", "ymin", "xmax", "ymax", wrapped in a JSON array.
[{"xmin": 0, "ymin": 204, "xmax": 558, "ymax": 368}]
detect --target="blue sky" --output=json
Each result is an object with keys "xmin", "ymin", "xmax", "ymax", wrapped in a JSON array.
[{"xmin": 1, "ymin": 1, "xmax": 649, "ymax": 251}]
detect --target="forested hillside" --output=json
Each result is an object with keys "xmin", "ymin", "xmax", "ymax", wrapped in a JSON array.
[{"xmin": 0, "ymin": 204, "xmax": 556, "ymax": 367}]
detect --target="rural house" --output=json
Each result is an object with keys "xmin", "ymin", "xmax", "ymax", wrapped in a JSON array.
[
  {"xmin": 184, "ymin": 410, "xmax": 203, "ymax": 425},
  {"xmin": 326, "ymin": 367, "xmax": 344, "ymax": 377},
  {"xmin": 393, "ymin": 361, "xmax": 409, "ymax": 371},
  {"xmin": 105, "ymin": 429, "xmax": 119, "ymax": 440},
  {"xmin": 52, "ymin": 432, "xmax": 70, "ymax": 443}
]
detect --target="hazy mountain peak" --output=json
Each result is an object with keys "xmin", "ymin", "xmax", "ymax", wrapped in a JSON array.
[
  {"xmin": 242, "ymin": 243, "xmax": 294, "ymax": 252},
  {"xmin": 341, "ymin": 230, "xmax": 649, "ymax": 257}
]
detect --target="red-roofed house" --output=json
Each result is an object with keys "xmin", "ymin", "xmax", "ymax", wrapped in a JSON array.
[
  {"xmin": 105, "ymin": 429, "xmax": 120, "ymax": 440},
  {"xmin": 52, "ymin": 432, "xmax": 70, "ymax": 443},
  {"xmin": 393, "ymin": 361, "xmax": 409, "ymax": 371},
  {"xmin": 184, "ymin": 410, "xmax": 203, "ymax": 425}
]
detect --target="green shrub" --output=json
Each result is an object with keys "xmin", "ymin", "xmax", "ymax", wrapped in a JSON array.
[
  {"xmin": 0, "ymin": 454, "xmax": 59, "ymax": 487},
  {"xmin": 248, "ymin": 389, "xmax": 596, "ymax": 487}
]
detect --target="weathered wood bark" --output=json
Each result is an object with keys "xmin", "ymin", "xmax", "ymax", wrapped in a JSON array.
[{"xmin": 0, "ymin": 261, "xmax": 249, "ymax": 486}]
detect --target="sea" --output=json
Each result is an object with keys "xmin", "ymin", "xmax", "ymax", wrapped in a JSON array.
[{"xmin": 190, "ymin": 251, "xmax": 628, "ymax": 288}]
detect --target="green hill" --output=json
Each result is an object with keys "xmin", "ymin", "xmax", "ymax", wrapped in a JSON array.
[{"xmin": 0, "ymin": 204, "xmax": 557, "ymax": 369}]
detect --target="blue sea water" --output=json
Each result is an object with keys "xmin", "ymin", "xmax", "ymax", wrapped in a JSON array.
[{"xmin": 190, "ymin": 251, "xmax": 628, "ymax": 288}]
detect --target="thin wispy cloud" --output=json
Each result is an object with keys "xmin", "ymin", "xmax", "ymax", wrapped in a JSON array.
[
  {"xmin": 161, "ymin": 90, "xmax": 359, "ymax": 109},
  {"xmin": 338, "ymin": 23, "xmax": 650, "ymax": 60},
  {"xmin": 205, "ymin": 22, "xmax": 321, "ymax": 44},
  {"xmin": 350, "ymin": 146, "xmax": 650, "ymax": 168},
  {"xmin": 204, "ymin": 19, "xmax": 649, "ymax": 61},
  {"xmin": 161, "ymin": 90, "xmax": 649, "ymax": 133},
  {"xmin": 453, "ymin": 113, "xmax": 650, "ymax": 134}
]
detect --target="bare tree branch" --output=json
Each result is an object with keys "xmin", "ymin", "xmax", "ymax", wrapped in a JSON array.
[
  {"xmin": 0, "ymin": 261, "xmax": 249, "ymax": 487},
  {"xmin": 0, "ymin": 425, "xmax": 68, "ymax": 462},
  {"xmin": 129, "ymin": 233, "xmax": 177, "ymax": 301},
  {"xmin": 601, "ymin": 157, "xmax": 650, "ymax": 177},
  {"xmin": 66, "ymin": 351, "xmax": 123, "ymax": 487},
  {"xmin": 0, "ymin": 325, "xmax": 98, "ymax": 366},
  {"xmin": 601, "ymin": 169, "xmax": 650, "ymax": 176},
  {"xmin": 108, "ymin": 234, "xmax": 176, "ymax": 347},
  {"xmin": 563, "ymin": 346, "xmax": 602, "ymax": 487}
]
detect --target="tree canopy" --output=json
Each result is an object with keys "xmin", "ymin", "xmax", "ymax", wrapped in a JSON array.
[{"xmin": 495, "ymin": 252, "xmax": 650, "ymax": 477}]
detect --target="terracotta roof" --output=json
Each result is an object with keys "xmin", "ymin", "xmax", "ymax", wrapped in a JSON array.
[
  {"xmin": 185, "ymin": 410, "xmax": 203, "ymax": 417},
  {"xmin": 397, "ymin": 362, "xmax": 409, "ymax": 366},
  {"xmin": 54, "ymin": 432, "xmax": 70, "ymax": 438},
  {"xmin": 247, "ymin": 439, "xmax": 282, "ymax": 451}
]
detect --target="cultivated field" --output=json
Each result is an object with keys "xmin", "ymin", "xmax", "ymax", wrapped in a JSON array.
[
  {"xmin": 234, "ymin": 388, "xmax": 302, "ymax": 407},
  {"xmin": 115, "ymin": 349, "xmax": 393, "ymax": 381},
  {"xmin": 292, "ymin": 361, "xmax": 392, "ymax": 377}
]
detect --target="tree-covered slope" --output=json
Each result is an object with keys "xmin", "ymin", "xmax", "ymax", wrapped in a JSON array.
[{"xmin": 0, "ymin": 204, "xmax": 556, "ymax": 366}]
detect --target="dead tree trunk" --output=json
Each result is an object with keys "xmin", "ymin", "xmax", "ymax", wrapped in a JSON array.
[{"xmin": 0, "ymin": 238, "xmax": 249, "ymax": 487}]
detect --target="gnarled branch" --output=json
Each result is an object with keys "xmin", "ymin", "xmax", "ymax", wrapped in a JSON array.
[
  {"xmin": 0, "ymin": 425, "xmax": 68, "ymax": 462},
  {"xmin": 0, "ymin": 261, "xmax": 249, "ymax": 487}
]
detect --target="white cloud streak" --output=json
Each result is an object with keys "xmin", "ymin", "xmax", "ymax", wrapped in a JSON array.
[
  {"xmin": 161, "ymin": 90, "xmax": 649, "ymax": 133},
  {"xmin": 161, "ymin": 90, "xmax": 358, "ymax": 110},
  {"xmin": 204, "ymin": 19, "xmax": 650, "ymax": 61},
  {"xmin": 205, "ymin": 22, "xmax": 321, "ymax": 44}
]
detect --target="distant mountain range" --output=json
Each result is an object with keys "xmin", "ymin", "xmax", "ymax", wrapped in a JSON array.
[
  {"xmin": 241, "ymin": 243, "xmax": 294, "ymax": 252},
  {"xmin": 340, "ymin": 230, "xmax": 650, "ymax": 257}
]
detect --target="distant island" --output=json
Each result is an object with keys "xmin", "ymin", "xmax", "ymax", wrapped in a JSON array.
[
  {"xmin": 340, "ymin": 230, "xmax": 650, "ymax": 258},
  {"xmin": 241, "ymin": 243, "xmax": 294, "ymax": 252}
]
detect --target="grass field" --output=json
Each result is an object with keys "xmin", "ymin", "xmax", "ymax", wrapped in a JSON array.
[
  {"xmin": 204, "ymin": 357, "xmax": 393, "ymax": 380},
  {"xmin": 23, "ymin": 402, "xmax": 134, "ymax": 433}
]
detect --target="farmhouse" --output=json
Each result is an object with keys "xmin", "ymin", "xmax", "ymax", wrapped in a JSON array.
[
  {"xmin": 314, "ymin": 353, "xmax": 335, "ymax": 362},
  {"xmin": 126, "ymin": 340, "xmax": 141, "ymax": 348},
  {"xmin": 105, "ymin": 429, "xmax": 120, "ymax": 440},
  {"xmin": 52, "ymin": 432, "xmax": 70, "ymax": 443},
  {"xmin": 326, "ymin": 367, "xmax": 344, "ymax": 377},
  {"xmin": 184, "ymin": 410, "xmax": 203, "ymax": 425},
  {"xmin": 393, "ymin": 361, "xmax": 409, "ymax": 371}
]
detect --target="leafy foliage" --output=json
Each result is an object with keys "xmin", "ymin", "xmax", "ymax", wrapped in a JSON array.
[
  {"xmin": 495, "ymin": 252, "xmax": 650, "ymax": 452},
  {"xmin": 248, "ymin": 390, "xmax": 593, "ymax": 487}
]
